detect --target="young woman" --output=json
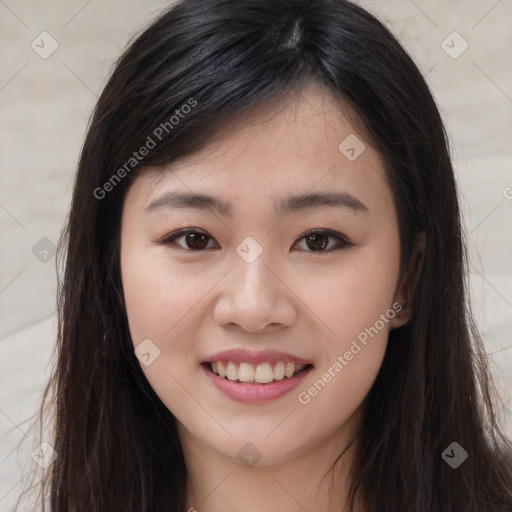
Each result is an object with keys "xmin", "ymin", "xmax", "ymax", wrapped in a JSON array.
[{"xmin": 18, "ymin": 0, "xmax": 512, "ymax": 510}]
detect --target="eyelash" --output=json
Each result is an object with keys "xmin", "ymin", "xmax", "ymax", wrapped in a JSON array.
[{"xmin": 159, "ymin": 228, "xmax": 352, "ymax": 254}]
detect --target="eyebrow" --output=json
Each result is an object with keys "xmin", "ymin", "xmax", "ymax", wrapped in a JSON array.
[{"xmin": 144, "ymin": 190, "xmax": 369, "ymax": 217}]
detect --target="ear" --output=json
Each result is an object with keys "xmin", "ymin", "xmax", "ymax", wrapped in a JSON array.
[{"xmin": 390, "ymin": 231, "xmax": 426, "ymax": 329}]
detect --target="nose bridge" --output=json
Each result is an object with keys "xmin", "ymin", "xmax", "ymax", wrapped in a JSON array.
[
  {"xmin": 213, "ymin": 238, "xmax": 296, "ymax": 331},
  {"xmin": 232, "ymin": 241, "xmax": 277, "ymax": 305}
]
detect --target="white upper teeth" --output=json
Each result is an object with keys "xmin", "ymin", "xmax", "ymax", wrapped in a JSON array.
[{"xmin": 210, "ymin": 361, "xmax": 306, "ymax": 383}]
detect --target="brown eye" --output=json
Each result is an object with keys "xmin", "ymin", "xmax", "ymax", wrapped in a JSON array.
[
  {"xmin": 161, "ymin": 229, "xmax": 217, "ymax": 251},
  {"xmin": 184, "ymin": 232, "xmax": 209, "ymax": 250},
  {"xmin": 305, "ymin": 232, "xmax": 329, "ymax": 251},
  {"xmin": 294, "ymin": 230, "xmax": 351, "ymax": 253}
]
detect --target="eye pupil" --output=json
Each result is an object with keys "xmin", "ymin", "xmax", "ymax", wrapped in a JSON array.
[
  {"xmin": 186, "ymin": 232, "xmax": 209, "ymax": 250},
  {"xmin": 306, "ymin": 233, "xmax": 328, "ymax": 251}
]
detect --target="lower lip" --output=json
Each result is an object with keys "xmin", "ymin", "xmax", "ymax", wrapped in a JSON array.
[{"xmin": 201, "ymin": 364, "xmax": 313, "ymax": 403}]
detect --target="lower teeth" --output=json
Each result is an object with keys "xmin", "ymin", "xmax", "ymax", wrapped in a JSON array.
[{"xmin": 223, "ymin": 377, "xmax": 287, "ymax": 384}]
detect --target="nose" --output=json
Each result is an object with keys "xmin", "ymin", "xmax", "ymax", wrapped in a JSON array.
[{"xmin": 212, "ymin": 248, "xmax": 297, "ymax": 333}]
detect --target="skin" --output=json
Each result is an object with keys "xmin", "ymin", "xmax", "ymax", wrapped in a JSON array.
[{"xmin": 120, "ymin": 85, "xmax": 420, "ymax": 512}]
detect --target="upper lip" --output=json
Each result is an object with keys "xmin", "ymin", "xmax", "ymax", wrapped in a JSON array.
[{"xmin": 205, "ymin": 348, "xmax": 313, "ymax": 366}]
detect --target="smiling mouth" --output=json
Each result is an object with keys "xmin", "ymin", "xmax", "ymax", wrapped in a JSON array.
[{"xmin": 204, "ymin": 361, "xmax": 313, "ymax": 384}]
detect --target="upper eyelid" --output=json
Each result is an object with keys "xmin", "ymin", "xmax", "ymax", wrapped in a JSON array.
[
  {"xmin": 160, "ymin": 227, "xmax": 347, "ymax": 240},
  {"xmin": 160, "ymin": 228, "xmax": 217, "ymax": 246},
  {"xmin": 297, "ymin": 228, "xmax": 348, "ymax": 239}
]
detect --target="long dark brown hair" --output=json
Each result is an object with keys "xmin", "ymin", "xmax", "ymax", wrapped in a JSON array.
[{"xmin": 16, "ymin": 0, "xmax": 512, "ymax": 510}]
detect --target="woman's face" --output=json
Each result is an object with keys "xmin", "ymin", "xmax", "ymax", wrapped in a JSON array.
[{"xmin": 121, "ymin": 86, "xmax": 408, "ymax": 467}]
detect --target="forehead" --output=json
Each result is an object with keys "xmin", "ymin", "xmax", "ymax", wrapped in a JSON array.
[{"xmin": 127, "ymin": 85, "xmax": 392, "ymax": 218}]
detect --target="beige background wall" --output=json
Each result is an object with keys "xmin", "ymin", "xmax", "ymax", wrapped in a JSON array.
[{"xmin": 1, "ymin": 0, "xmax": 511, "ymax": 508}]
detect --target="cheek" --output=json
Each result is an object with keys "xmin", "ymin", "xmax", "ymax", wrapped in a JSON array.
[
  {"xmin": 293, "ymin": 231, "xmax": 400, "ymax": 409},
  {"xmin": 121, "ymin": 247, "xmax": 210, "ymax": 417},
  {"xmin": 122, "ymin": 246, "xmax": 207, "ymax": 346},
  {"xmin": 294, "ymin": 249, "xmax": 399, "ymax": 429},
  {"xmin": 300, "ymin": 243, "xmax": 400, "ymax": 348}
]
